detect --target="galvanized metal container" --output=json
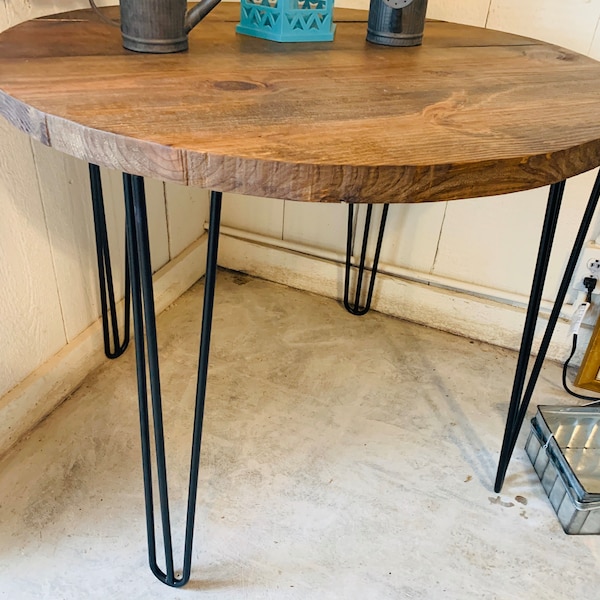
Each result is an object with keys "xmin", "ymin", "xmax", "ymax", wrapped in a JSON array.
[
  {"xmin": 525, "ymin": 405, "xmax": 600, "ymax": 534},
  {"xmin": 119, "ymin": 0, "xmax": 222, "ymax": 53},
  {"xmin": 366, "ymin": 0, "xmax": 428, "ymax": 47}
]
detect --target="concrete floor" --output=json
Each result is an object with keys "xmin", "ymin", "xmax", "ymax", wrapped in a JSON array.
[{"xmin": 0, "ymin": 270, "xmax": 598, "ymax": 599}]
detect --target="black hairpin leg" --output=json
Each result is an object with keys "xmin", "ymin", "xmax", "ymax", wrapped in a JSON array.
[
  {"xmin": 89, "ymin": 163, "xmax": 131, "ymax": 359},
  {"xmin": 124, "ymin": 172, "xmax": 222, "ymax": 587},
  {"xmin": 344, "ymin": 203, "xmax": 390, "ymax": 315},
  {"xmin": 495, "ymin": 171, "xmax": 600, "ymax": 492}
]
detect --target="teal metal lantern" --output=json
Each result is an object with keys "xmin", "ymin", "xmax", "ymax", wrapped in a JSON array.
[{"xmin": 236, "ymin": 0, "xmax": 336, "ymax": 42}]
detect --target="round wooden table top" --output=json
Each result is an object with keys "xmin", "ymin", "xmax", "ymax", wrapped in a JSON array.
[{"xmin": 1, "ymin": 4, "xmax": 600, "ymax": 203}]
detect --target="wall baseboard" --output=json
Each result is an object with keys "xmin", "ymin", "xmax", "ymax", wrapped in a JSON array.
[
  {"xmin": 216, "ymin": 228, "xmax": 587, "ymax": 367},
  {"xmin": 0, "ymin": 235, "xmax": 207, "ymax": 459}
]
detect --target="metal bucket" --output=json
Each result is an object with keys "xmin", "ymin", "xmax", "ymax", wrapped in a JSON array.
[
  {"xmin": 366, "ymin": 0, "xmax": 428, "ymax": 47},
  {"xmin": 118, "ymin": 0, "xmax": 222, "ymax": 53}
]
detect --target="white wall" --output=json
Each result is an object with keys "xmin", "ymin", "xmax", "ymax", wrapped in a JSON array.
[{"xmin": 2, "ymin": 0, "xmax": 600, "ymax": 456}]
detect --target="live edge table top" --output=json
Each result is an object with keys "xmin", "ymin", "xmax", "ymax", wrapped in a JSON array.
[{"xmin": 1, "ymin": 4, "xmax": 600, "ymax": 204}]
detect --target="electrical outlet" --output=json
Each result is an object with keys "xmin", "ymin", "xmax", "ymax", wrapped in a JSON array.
[
  {"xmin": 572, "ymin": 243, "xmax": 600, "ymax": 293},
  {"xmin": 588, "ymin": 258, "xmax": 600, "ymax": 276}
]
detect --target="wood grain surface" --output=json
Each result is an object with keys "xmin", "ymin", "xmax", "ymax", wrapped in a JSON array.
[{"xmin": 1, "ymin": 4, "xmax": 600, "ymax": 203}]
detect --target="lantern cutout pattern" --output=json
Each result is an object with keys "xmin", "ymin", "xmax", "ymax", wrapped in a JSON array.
[{"xmin": 237, "ymin": 0, "xmax": 335, "ymax": 42}]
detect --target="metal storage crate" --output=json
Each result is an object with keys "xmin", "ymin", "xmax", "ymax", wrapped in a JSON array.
[{"xmin": 525, "ymin": 405, "xmax": 600, "ymax": 534}]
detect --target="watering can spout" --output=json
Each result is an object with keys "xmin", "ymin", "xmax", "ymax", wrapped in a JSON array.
[{"xmin": 185, "ymin": 0, "xmax": 223, "ymax": 33}]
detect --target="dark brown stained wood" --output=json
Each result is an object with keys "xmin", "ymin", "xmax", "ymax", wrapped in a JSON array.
[{"xmin": 1, "ymin": 4, "xmax": 600, "ymax": 203}]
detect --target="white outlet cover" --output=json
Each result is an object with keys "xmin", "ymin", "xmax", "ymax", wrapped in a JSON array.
[{"xmin": 572, "ymin": 243, "xmax": 600, "ymax": 294}]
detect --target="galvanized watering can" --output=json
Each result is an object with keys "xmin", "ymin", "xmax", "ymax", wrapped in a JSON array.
[
  {"xmin": 367, "ymin": 0, "xmax": 428, "ymax": 46},
  {"xmin": 119, "ymin": 0, "xmax": 223, "ymax": 53}
]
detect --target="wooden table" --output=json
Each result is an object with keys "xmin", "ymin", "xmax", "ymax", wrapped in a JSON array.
[{"xmin": 2, "ymin": 3, "xmax": 600, "ymax": 587}]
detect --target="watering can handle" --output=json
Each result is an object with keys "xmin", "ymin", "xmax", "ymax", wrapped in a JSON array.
[
  {"xmin": 87, "ymin": 0, "xmax": 222, "ymax": 33},
  {"xmin": 185, "ymin": 0, "xmax": 223, "ymax": 33},
  {"xmin": 88, "ymin": 0, "xmax": 120, "ymax": 26}
]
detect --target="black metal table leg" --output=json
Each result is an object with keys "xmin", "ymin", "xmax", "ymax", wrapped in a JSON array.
[
  {"xmin": 495, "ymin": 171, "xmax": 600, "ymax": 492},
  {"xmin": 89, "ymin": 163, "xmax": 131, "ymax": 359},
  {"xmin": 124, "ymin": 172, "xmax": 222, "ymax": 587},
  {"xmin": 344, "ymin": 203, "xmax": 390, "ymax": 315}
]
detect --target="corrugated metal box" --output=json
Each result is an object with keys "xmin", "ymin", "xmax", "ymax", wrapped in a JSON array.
[{"xmin": 525, "ymin": 405, "xmax": 600, "ymax": 534}]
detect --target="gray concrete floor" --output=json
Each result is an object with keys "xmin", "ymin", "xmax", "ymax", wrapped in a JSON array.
[{"xmin": 0, "ymin": 270, "xmax": 598, "ymax": 599}]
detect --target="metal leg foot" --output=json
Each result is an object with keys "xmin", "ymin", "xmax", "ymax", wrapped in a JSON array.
[
  {"xmin": 89, "ymin": 163, "xmax": 131, "ymax": 359},
  {"xmin": 344, "ymin": 203, "xmax": 390, "ymax": 315},
  {"xmin": 124, "ymin": 172, "xmax": 222, "ymax": 587},
  {"xmin": 495, "ymin": 172, "xmax": 600, "ymax": 492}
]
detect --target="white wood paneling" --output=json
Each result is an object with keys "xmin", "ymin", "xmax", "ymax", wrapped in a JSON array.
[
  {"xmin": 336, "ymin": 0, "xmax": 492, "ymax": 25},
  {"xmin": 378, "ymin": 203, "xmax": 447, "ymax": 273},
  {"xmin": 3, "ymin": 0, "xmax": 115, "ymax": 26},
  {"xmin": 427, "ymin": 0, "xmax": 491, "ymax": 26},
  {"xmin": 32, "ymin": 143, "xmax": 100, "ymax": 342},
  {"xmin": 589, "ymin": 21, "xmax": 600, "ymax": 60},
  {"xmin": 0, "ymin": 2, "xmax": 8, "ymax": 30},
  {"xmin": 335, "ymin": 0, "xmax": 369, "ymax": 9},
  {"xmin": 430, "ymin": 169, "xmax": 600, "ymax": 302},
  {"xmin": 283, "ymin": 202, "xmax": 348, "ymax": 253},
  {"xmin": 432, "ymin": 188, "xmax": 549, "ymax": 296},
  {"xmin": 165, "ymin": 183, "xmax": 210, "ymax": 258},
  {"xmin": 282, "ymin": 201, "xmax": 450, "ymax": 286},
  {"xmin": 0, "ymin": 234, "xmax": 208, "ymax": 458},
  {"xmin": 487, "ymin": 0, "xmax": 600, "ymax": 54},
  {"xmin": 278, "ymin": 202, "xmax": 446, "ymax": 274},
  {"xmin": 0, "ymin": 123, "xmax": 66, "ymax": 398},
  {"xmin": 222, "ymin": 192, "xmax": 285, "ymax": 238}
]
